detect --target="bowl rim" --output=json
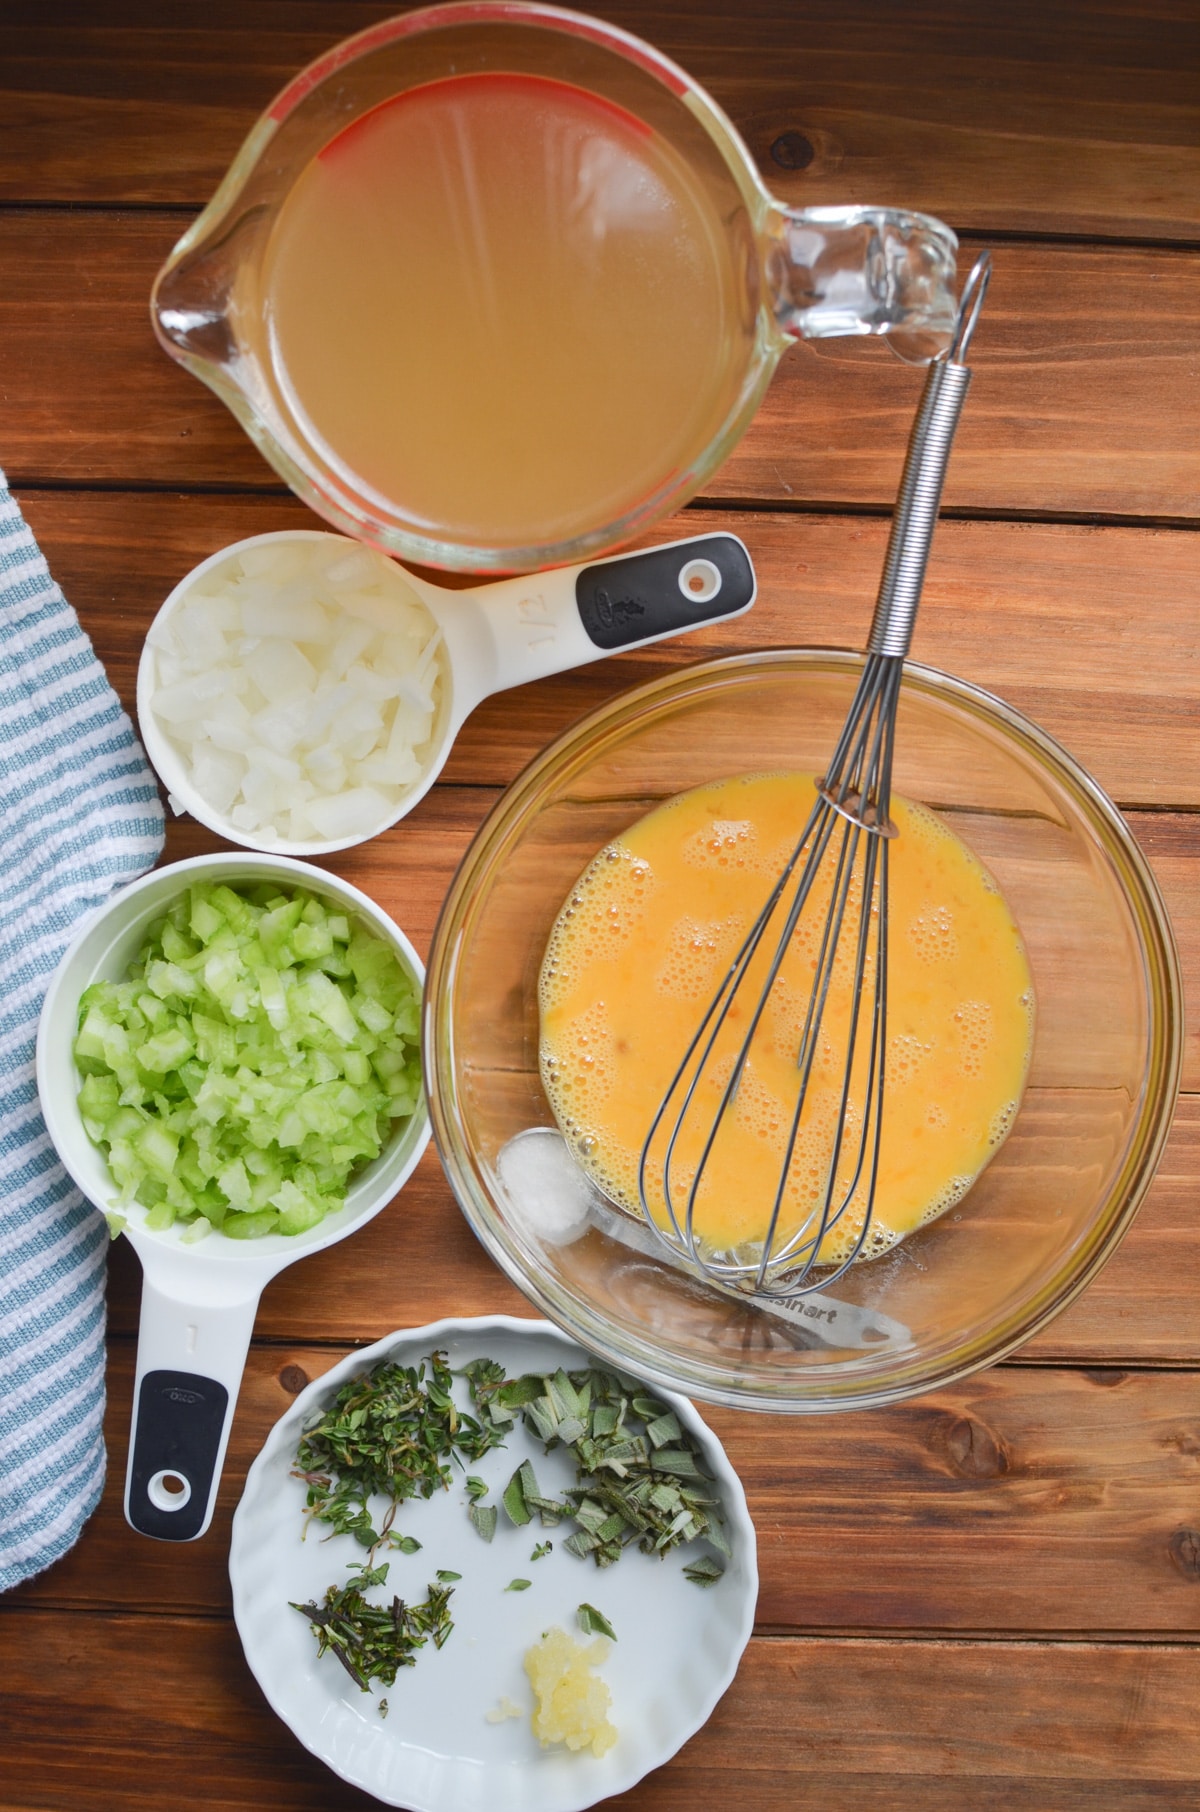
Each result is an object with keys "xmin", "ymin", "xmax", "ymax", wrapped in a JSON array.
[{"xmin": 423, "ymin": 648, "xmax": 1183, "ymax": 1412}]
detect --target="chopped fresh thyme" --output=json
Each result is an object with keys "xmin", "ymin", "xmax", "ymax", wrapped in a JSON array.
[
  {"xmin": 292, "ymin": 1350, "xmax": 505, "ymax": 1559},
  {"xmin": 505, "ymin": 1578, "xmax": 532, "ymax": 1592},
  {"xmin": 465, "ymin": 1475, "xmax": 490, "ymax": 1501},
  {"xmin": 436, "ymin": 1569, "xmax": 462, "ymax": 1582},
  {"xmin": 577, "ymin": 1602, "xmax": 617, "ymax": 1640},
  {"xmin": 530, "ymin": 1541, "xmax": 553, "ymax": 1562},
  {"xmin": 290, "ymin": 1565, "xmax": 455, "ymax": 1691}
]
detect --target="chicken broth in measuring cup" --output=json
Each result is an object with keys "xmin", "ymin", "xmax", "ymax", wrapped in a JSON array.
[{"xmin": 254, "ymin": 72, "xmax": 753, "ymax": 552}]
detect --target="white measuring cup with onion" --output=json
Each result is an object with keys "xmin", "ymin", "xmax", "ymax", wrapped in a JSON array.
[
  {"xmin": 137, "ymin": 529, "xmax": 757, "ymax": 855},
  {"xmin": 37, "ymin": 852, "xmax": 430, "ymax": 1541}
]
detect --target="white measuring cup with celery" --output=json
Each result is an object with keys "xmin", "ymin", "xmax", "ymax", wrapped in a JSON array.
[{"xmin": 37, "ymin": 852, "xmax": 429, "ymax": 1541}]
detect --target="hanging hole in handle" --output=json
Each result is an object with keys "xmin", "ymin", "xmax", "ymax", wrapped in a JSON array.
[
  {"xmin": 147, "ymin": 1468, "xmax": 192, "ymax": 1512},
  {"xmin": 678, "ymin": 558, "xmax": 722, "ymax": 604}
]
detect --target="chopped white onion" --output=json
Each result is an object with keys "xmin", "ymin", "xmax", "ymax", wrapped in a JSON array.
[{"xmin": 148, "ymin": 540, "xmax": 445, "ymax": 845}]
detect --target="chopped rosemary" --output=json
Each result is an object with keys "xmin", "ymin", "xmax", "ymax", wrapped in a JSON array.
[
  {"xmin": 290, "ymin": 1565, "xmax": 456, "ymax": 1691},
  {"xmin": 577, "ymin": 1603, "xmax": 617, "ymax": 1640}
]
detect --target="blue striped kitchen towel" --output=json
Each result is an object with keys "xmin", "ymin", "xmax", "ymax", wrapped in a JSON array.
[{"xmin": 0, "ymin": 472, "xmax": 164, "ymax": 1591}]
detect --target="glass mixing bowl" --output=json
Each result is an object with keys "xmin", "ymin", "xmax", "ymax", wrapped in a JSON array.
[{"xmin": 425, "ymin": 653, "xmax": 1181, "ymax": 1411}]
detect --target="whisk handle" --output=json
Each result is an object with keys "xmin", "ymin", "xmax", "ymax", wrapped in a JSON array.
[
  {"xmin": 867, "ymin": 251, "xmax": 991, "ymax": 660},
  {"xmin": 866, "ymin": 358, "xmax": 971, "ymax": 658}
]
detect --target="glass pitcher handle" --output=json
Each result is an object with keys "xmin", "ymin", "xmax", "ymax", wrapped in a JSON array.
[{"xmin": 766, "ymin": 205, "xmax": 959, "ymax": 360}]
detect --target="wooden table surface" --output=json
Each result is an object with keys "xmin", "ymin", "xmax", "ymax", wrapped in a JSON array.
[{"xmin": 2, "ymin": 4, "xmax": 1199, "ymax": 1807}]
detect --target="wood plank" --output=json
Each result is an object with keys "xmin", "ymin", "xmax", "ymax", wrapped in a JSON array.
[
  {"xmin": 1, "ymin": 2, "xmax": 1197, "ymax": 239},
  {"xmin": 16, "ymin": 491, "xmax": 1200, "ymax": 809},
  {"xmin": 14, "ymin": 1341, "xmax": 1200, "ymax": 1639},
  {"xmin": 2, "ymin": 1610, "xmax": 1200, "ymax": 1810},
  {"xmin": 3, "ymin": 217, "xmax": 1196, "ymax": 519}
]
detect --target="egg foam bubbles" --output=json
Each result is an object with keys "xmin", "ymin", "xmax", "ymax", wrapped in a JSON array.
[{"xmin": 538, "ymin": 772, "xmax": 1034, "ymax": 1269}]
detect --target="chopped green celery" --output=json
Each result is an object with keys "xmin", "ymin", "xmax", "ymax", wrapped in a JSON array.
[
  {"xmin": 146, "ymin": 959, "xmax": 197, "ymax": 1002},
  {"xmin": 271, "ymin": 1179, "xmax": 327, "ymax": 1235},
  {"xmin": 210, "ymin": 885, "xmax": 253, "ymax": 932},
  {"xmin": 203, "ymin": 947, "xmax": 241, "ymax": 1002},
  {"xmin": 72, "ymin": 880, "xmax": 419, "ymax": 1240},
  {"xmin": 392, "ymin": 999, "xmax": 420, "ymax": 1038},
  {"xmin": 78, "ymin": 1072, "xmax": 120, "ymax": 1123},
  {"xmin": 189, "ymin": 892, "xmax": 225, "ymax": 944},
  {"xmin": 136, "ymin": 1122, "xmax": 179, "ymax": 1181},
  {"xmin": 136, "ymin": 991, "xmax": 170, "ymax": 1027},
  {"xmin": 217, "ymin": 1158, "xmax": 252, "ymax": 1209},
  {"xmin": 144, "ymin": 1200, "xmax": 177, "ymax": 1231},
  {"xmin": 305, "ymin": 971, "xmax": 359, "ymax": 1044},
  {"xmin": 223, "ymin": 1208, "xmax": 279, "ymax": 1239},
  {"xmin": 138, "ymin": 1026, "xmax": 195, "ymax": 1073},
  {"xmin": 354, "ymin": 994, "xmax": 393, "ymax": 1036},
  {"xmin": 159, "ymin": 921, "xmax": 196, "ymax": 965},
  {"xmin": 255, "ymin": 966, "xmax": 288, "ymax": 1029},
  {"xmin": 193, "ymin": 1015, "xmax": 237, "ymax": 1067},
  {"xmin": 292, "ymin": 920, "xmax": 334, "ymax": 962}
]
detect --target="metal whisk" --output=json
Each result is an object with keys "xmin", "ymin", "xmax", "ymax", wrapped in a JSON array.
[{"xmin": 638, "ymin": 252, "xmax": 992, "ymax": 1299}]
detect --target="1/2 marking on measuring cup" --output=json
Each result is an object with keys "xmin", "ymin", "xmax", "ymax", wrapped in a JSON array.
[{"xmin": 517, "ymin": 592, "xmax": 557, "ymax": 649}]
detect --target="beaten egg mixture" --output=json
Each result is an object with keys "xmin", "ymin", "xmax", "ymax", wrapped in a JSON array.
[{"xmin": 539, "ymin": 773, "xmax": 1033, "ymax": 1268}]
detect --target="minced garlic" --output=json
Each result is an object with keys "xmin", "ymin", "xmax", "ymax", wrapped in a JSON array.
[{"xmin": 524, "ymin": 1626, "xmax": 617, "ymax": 1757}]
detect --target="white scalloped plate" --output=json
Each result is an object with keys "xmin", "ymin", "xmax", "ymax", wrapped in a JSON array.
[{"xmin": 230, "ymin": 1315, "xmax": 757, "ymax": 1812}]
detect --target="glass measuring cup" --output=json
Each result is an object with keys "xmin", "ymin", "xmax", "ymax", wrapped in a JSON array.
[{"xmin": 152, "ymin": 2, "xmax": 960, "ymax": 575}]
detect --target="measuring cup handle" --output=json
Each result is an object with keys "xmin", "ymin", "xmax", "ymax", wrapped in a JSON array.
[
  {"xmin": 125, "ymin": 1275, "xmax": 261, "ymax": 1541},
  {"xmin": 767, "ymin": 205, "xmax": 959, "ymax": 359},
  {"xmin": 458, "ymin": 534, "xmax": 756, "ymax": 697}
]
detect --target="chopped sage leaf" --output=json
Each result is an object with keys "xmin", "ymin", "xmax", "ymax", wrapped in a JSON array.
[
  {"xmin": 465, "ymin": 1362, "xmax": 729, "ymax": 1574},
  {"xmin": 577, "ymin": 1603, "xmax": 617, "ymax": 1641},
  {"xmin": 683, "ymin": 1555, "xmax": 726, "ymax": 1587},
  {"xmin": 469, "ymin": 1501, "xmax": 498, "ymax": 1543}
]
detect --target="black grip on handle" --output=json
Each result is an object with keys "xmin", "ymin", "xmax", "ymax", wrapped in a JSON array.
[
  {"xmin": 127, "ymin": 1368, "xmax": 229, "ymax": 1540},
  {"xmin": 575, "ymin": 535, "xmax": 755, "ymax": 650}
]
